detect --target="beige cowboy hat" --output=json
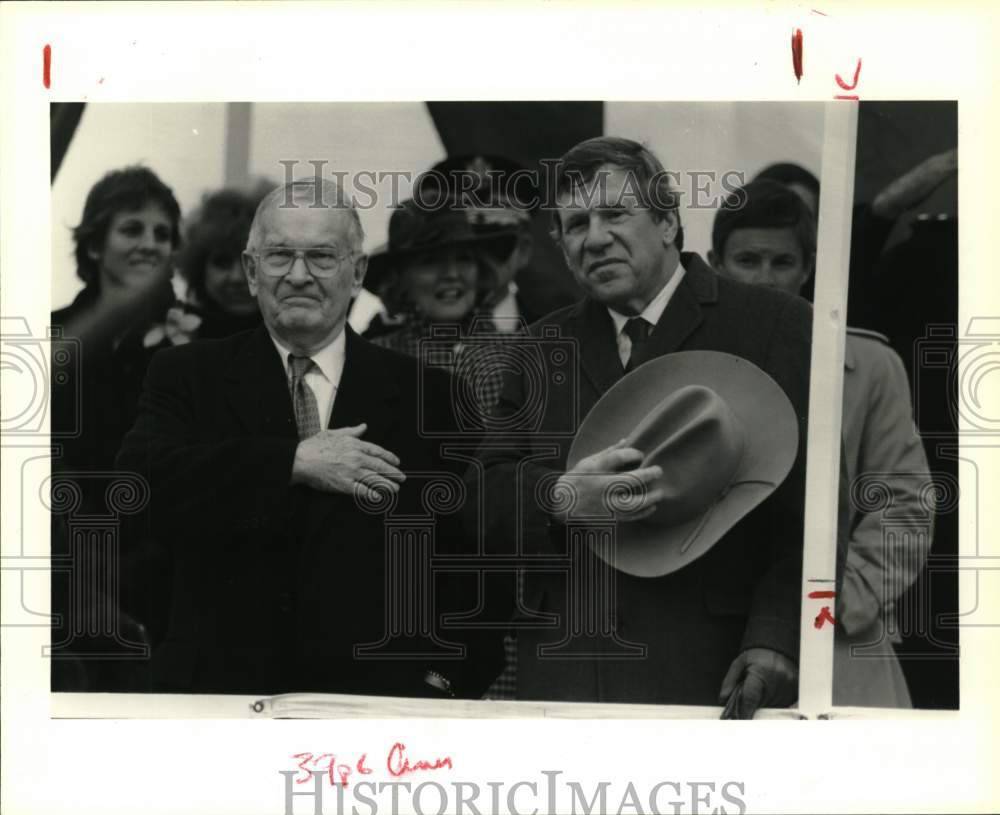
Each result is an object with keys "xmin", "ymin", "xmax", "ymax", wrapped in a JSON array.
[{"xmin": 567, "ymin": 350, "xmax": 799, "ymax": 578}]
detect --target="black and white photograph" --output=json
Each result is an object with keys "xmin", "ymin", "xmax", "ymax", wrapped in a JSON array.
[
  {"xmin": 44, "ymin": 98, "xmax": 958, "ymax": 716},
  {"xmin": 46, "ymin": 100, "xmax": 816, "ymax": 711},
  {"xmin": 1, "ymin": 4, "xmax": 995, "ymax": 815}
]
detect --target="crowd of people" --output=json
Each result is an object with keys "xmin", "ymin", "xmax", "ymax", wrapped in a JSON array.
[{"xmin": 49, "ymin": 135, "xmax": 954, "ymax": 713}]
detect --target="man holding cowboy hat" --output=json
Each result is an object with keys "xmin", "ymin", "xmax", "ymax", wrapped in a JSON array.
[{"xmin": 471, "ymin": 137, "xmax": 815, "ymax": 717}]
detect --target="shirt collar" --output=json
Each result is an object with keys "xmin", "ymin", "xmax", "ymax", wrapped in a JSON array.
[
  {"xmin": 607, "ymin": 266, "xmax": 686, "ymax": 337},
  {"xmin": 491, "ymin": 281, "xmax": 520, "ymax": 321},
  {"xmin": 269, "ymin": 328, "xmax": 347, "ymax": 385}
]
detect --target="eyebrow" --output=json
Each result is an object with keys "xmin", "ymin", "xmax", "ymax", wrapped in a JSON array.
[{"xmin": 261, "ymin": 242, "xmax": 344, "ymax": 250}]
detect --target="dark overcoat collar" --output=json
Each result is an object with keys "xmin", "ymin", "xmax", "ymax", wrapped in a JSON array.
[
  {"xmin": 571, "ymin": 252, "xmax": 718, "ymax": 395},
  {"xmin": 331, "ymin": 326, "xmax": 401, "ymax": 432}
]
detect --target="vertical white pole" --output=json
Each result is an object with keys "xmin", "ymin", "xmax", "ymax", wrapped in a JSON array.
[{"xmin": 798, "ymin": 100, "xmax": 858, "ymax": 718}]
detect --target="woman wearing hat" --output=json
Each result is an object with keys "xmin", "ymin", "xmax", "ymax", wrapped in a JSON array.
[{"xmin": 364, "ymin": 199, "xmax": 517, "ymax": 415}]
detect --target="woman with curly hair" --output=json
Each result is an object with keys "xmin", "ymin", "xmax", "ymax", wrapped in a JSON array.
[{"xmin": 175, "ymin": 185, "xmax": 266, "ymax": 340}]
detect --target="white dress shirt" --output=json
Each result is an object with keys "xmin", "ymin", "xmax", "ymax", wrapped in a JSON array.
[
  {"xmin": 269, "ymin": 329, "xmax": 347, "ymax": 429},
  {"xmin": 607, "ymin": 266, "xmax": 686, "ymax": 367},
  {"xmin": 490, "ymin": 281, "xmax": 523, "ymax": 333},
  {"xmin": 347, "ymin": 287, "xmax": 387, "ymax": 334}
]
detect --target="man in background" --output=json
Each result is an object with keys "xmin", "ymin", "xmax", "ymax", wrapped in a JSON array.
[{"xmin": 710, "ymin": 177, "xmax": 931, "ymax": 707}]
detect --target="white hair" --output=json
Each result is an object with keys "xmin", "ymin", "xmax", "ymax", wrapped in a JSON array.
[{"xmin": 246, "ymin": 178, "xmax": 365, "ymax": 253}]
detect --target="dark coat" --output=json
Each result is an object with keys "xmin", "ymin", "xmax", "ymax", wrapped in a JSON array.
[
  {"xmin": 470, "ymin": 253, "xmax": 815, "ymax": 705},
  {"xmin": 117, "ymin": 324, "xmax": 502, "ymax": 697},
  {"xmin": 50, "ymin": 286, "xmax": 174, "ymax": 692},
  {"xmin": 51, "ymin": 287, "xmax": 170, "ymax": 476}
]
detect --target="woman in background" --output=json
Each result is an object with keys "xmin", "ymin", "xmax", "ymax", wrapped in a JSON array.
[
  {"xmin": 51, "ymin": 165, "xmax": 182, "ymax": 473},
  {"xmin": 364, "ymin": 200, "xmax": 518, "ymax": 699},
  {"xmin": 175, "ymin": 186, "xmax": 266, "ymax": 340},
  {"xmin": 50, "ymin": 165, "xmax": 182, "ymax": 691},
  {"xmin": 364, "ymin": 199, "xmax": 515, "ymax": 416}
]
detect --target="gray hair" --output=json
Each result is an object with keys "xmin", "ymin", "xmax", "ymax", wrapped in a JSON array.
[
  {"xmin": 549, "ymin": 136, "xmax": 684, "ymax": 251},
  {"xmin": 246, "ymin": 178, "xmax": 365, "ymax": 253}
]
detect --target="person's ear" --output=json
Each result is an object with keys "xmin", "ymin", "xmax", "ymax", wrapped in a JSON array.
[
  {"xmin": 351, "ymin": 254, "xmax": 369, "ymax": 296},
  {"xmin": 707, "ymin": 248, "xmax": 723, "ymax": 273},
  {"xmin": 242, "ymin": 251, "xmax": 259, "ymax": 297},
  {"xmin": 660, "ymin": 210, "xmax": 680, "ymax": 247},
  {"xmin": 796, "ymin": 252, "xmax": 817, "ymax": 294}
]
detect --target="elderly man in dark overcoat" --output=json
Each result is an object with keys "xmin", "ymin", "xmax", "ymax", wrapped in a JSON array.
[{"xmin": 118, "ymin": 178, "xmax": 501, "ymax": 697}]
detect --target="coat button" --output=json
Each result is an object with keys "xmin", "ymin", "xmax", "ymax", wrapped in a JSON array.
[{"xmin": 277, "ymin": 592, "xmax": 294, "ymax": 613}]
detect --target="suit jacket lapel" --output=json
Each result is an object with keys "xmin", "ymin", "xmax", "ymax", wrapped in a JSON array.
[
  {"xmin": 632, "ymin": 253, "xmax": 715, "ymax": 368},
  {"xmin": 575, "ymin": 253, "xmax": 717, "ymax": 393},
  {"xmin": 575, "ymin": 298, "xmax": 627, "ymax": 397},
  {"xmin": 330, "ymin": 326, "xmax": 400, "ymax": 432},
  {"xmin": 224, "ymin": 325, "xmax": 297, "ymax": 439}
]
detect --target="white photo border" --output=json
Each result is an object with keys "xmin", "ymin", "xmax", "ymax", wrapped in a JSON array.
[{"xmin": 2, "ymin": 3, "xmax": 997, "ymax": 815}]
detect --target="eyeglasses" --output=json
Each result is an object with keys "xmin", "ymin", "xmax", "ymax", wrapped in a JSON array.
[{"xmin": 251, "ymin": 246, "xmax": 355, "ymax": 278}]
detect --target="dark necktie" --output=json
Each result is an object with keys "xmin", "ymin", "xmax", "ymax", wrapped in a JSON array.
[
  {"xmin": 623, "ymin": 317, "xmax": 652, "ymax": 372},
  {"xmin": 288, "ymin": 355, "xmax": 322, "ymax": 439}
]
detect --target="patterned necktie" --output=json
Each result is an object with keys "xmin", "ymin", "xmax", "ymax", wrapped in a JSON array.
[
  {"xmin": 288, "ymin": 355, "xmax": 322, "ymax": 439},
  {"xmin": 623, "ymin": 317, "xmax": 652, "ymax": 372}
]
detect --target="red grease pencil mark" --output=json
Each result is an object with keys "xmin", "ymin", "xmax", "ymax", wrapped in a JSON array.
[
  {"xmin": 834, "ymin": 58, "xmax": 862, "ymax": 99},
  {"xmin": 808, "ymin": 590, "xmax": 836, "ymax": 599},
  {"xmin": 42, "ymin": 44, "xmax": 51, "ymax": 89},
  {"xmin": 386, "ymin": 743, "xmax": 453, "ymax": 777},
  {"xmin": 791, "ymin": 29, "xmax": 804, "ymax": 84},
  {"xmin": 813, "ymin": 606, "xmax": 836, "ymax": 629},
  {"xmin": 835, "ymin": 58, "xmax": 862, "ymax": 89}
]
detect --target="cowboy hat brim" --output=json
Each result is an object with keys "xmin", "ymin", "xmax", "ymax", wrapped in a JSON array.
[{"xmin": 567, "ymin": 350, "xmax": 799, "ymax": 578}]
